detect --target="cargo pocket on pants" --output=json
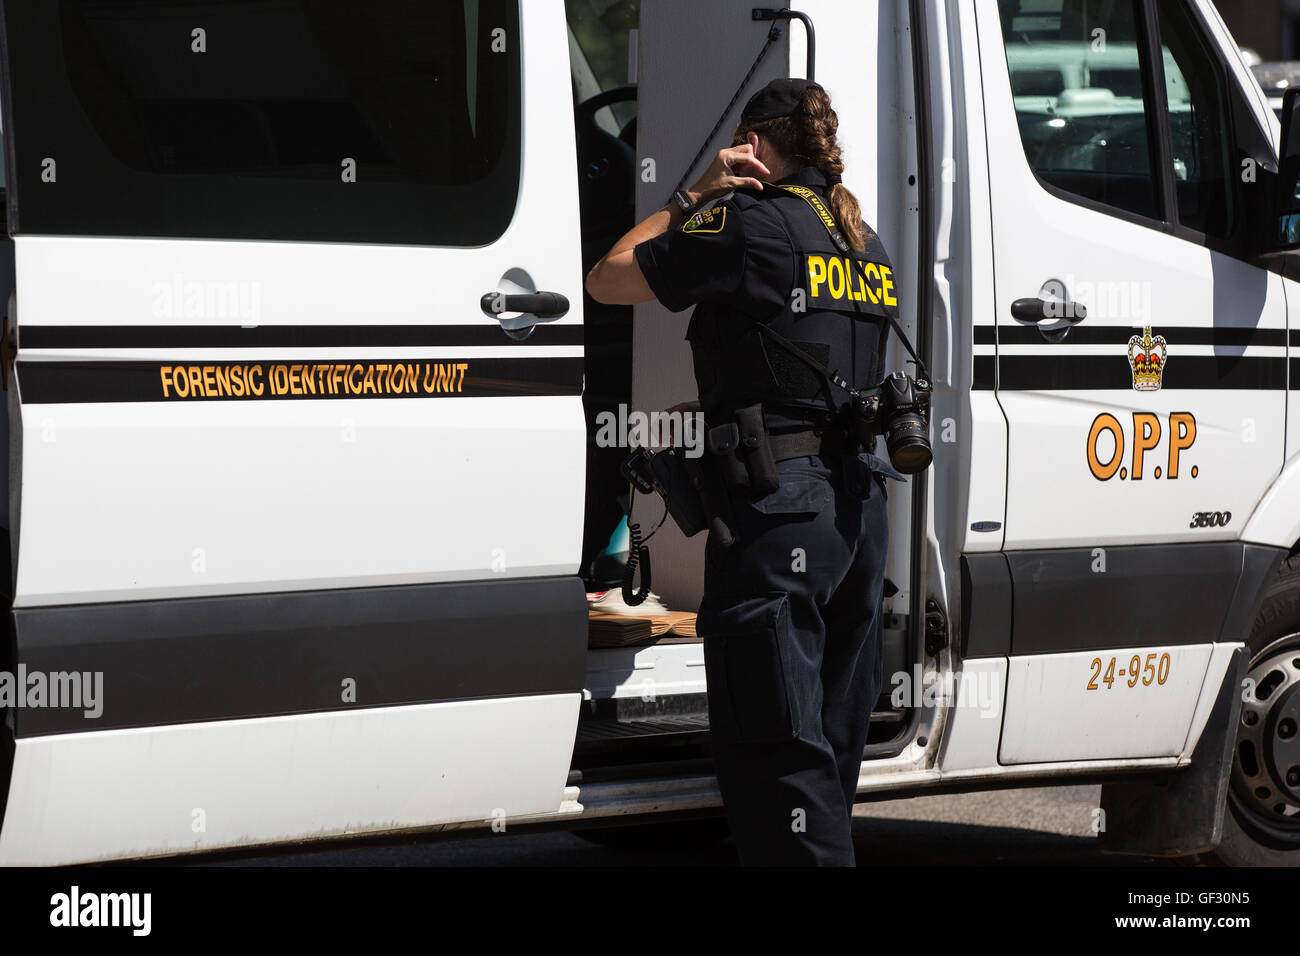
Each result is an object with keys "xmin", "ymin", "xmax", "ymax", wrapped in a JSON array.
[{"xmin": 709, "ymin": 591, "xmax": 801, "ymax": 744}]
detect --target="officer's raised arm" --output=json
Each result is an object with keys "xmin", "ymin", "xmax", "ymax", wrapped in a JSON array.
[{"xmin": 584, "ymin": 143, "xmax": 769, "ymax": 306}]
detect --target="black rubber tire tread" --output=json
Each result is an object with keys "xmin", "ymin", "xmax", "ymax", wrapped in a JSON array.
[{"xmin": 1208, "ymin": 554, "xmax": 1300, "ymax": 866}]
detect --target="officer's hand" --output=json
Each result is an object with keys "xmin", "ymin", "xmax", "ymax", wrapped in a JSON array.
[{"xmin": 689, "ymin": 145, "xmax": 770, "ymax": 205}]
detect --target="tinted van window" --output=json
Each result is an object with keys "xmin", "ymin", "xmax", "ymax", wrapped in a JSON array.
[
  {"xmin": 998, "ymin": 0, "xmax": 1159, "ymax": 220},
  {"xmin": 2, "ymin": 0, "xmax": 520, "ymax": 245}
]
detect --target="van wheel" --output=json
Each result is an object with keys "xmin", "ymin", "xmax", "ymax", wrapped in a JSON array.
[{"xmin": 1212, "ymin": 555, "xmax": 1300, "ymax": 866}]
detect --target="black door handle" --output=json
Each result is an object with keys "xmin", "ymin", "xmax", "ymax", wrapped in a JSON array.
[
  {"xmin": 480, "ymin": 292, "xmax": 570, "ymax": 319},
  {"xmin": 1011, "ymin": 296, "xmax": 1086, "ymax": 324}
]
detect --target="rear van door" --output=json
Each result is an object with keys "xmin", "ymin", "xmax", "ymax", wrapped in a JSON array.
[{"xmin": 0, "ymin": 0, "xmax": 587, "ymax": 864}]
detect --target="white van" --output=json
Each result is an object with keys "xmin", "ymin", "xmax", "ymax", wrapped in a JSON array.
[{"xmin": 0, "ymin": 0, "xmax": 1296, "ymax": 866}]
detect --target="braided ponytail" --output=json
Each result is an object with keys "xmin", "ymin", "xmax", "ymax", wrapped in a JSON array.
[{"xmin": 733, "ymin": 83, "xmax": 867, "ymax": 252}]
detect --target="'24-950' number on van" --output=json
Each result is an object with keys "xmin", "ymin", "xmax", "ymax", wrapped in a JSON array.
[{"xmin": 1087, "ymin": 654, "xmax": 1172, "ymax": 691}]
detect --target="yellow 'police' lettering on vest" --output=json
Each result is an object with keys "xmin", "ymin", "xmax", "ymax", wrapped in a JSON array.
[
  {"xmin": 681, "ymin": 206, "xmax": 726, "ymax": 234},
  {"xmin": 806, "ymin": 254, "xmax": 897, "ymax": 310}
]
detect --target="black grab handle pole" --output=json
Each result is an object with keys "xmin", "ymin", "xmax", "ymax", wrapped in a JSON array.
[{"xmin": 752, "ymin": 8, "xmax": 816, "ymax": 82}]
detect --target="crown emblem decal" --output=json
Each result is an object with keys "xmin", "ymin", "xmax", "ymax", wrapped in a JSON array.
[{"xmin": 1127, "ymin": 326, "xmax": 1167, "ymax": 392}]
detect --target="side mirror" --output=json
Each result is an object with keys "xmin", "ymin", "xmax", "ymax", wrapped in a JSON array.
[{"xmin": 1275, "ymin": 88, "xmax": 1300, "ymax": 248}]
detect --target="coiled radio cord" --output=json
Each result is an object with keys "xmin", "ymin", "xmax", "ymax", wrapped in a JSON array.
[{"xmin": 621, "ymin": 487, "xmax": 668, "ymax": 607}]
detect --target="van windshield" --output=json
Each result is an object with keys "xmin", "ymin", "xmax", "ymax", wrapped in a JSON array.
[{"xmin": 567, "ymin": 0, "xmax": 639, "ymax": 133}]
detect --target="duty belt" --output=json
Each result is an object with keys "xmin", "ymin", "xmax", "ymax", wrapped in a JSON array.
[{"xmin": 767, "ymin": 426, "xmax": 859, "ymax": 461}]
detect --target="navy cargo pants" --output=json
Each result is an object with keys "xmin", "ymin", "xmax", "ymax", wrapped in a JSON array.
[{"xmin": 699, "ymin": 451, "xmax": 893, "ymax": 866}]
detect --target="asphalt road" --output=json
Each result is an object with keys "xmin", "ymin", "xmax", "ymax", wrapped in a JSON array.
[{"xmin": 217, "ymin": 784, "xmax": 1172, "ymax": 866}]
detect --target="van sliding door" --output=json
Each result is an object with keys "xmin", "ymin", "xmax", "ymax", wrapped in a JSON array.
[{"xmin": 0, "ymin": 0, "xmax": 587, "ymax": 865}]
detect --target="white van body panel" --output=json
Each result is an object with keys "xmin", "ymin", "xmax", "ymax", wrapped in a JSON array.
[
  {"xmin": 1242, "ymin": 447, "xmax": 1300, "ymax": 550},
  {"xmin": 0, "ymin": 693, "xmax": 580, "ymax": 866},
  {"xmin": 1178, "ymin": 642, "xmax": 1244, "ymax": 761},
  {"xmin": 12, "ymin": 0, "xmax": 585, "ymax": 607},
  {"xmin": 15, "ymin": 391, "xmax": 583, "ymax": 605},
  {"xmin": 933, "ymin": 657, "xmax": 1008, "ymax": 772},
  {"xmin": 974, "ymin": 0, "xmax": 1287, "ymax": 552},
  {"xmin": 999, "ymin": 644, "xmax": 1213, "ymax": 764}
]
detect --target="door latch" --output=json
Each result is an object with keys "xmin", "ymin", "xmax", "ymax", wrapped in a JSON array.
[{"xmin": 924, "ymin": 598, "xmax": 948, "ymax": 657}]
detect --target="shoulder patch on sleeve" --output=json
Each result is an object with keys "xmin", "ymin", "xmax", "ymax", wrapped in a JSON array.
[{"xmin": 681, "ymin": 205, "xmax": 727, "ymax": 234}]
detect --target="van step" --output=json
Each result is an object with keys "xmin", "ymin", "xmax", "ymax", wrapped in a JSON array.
[
  {"xmin": 577, "ymin": 713, "xmax": 711, "ymax": 744},
  {"xmin": 571, "ymin": 714, "xmax": 713, "ymax": 769},
  {"xmin": 576, "ymin": 709, "xmax": 904, "ymax": 746},
  {"xmin": 571, "ymin": 708, "xmax": 911, "ymax": 773}
]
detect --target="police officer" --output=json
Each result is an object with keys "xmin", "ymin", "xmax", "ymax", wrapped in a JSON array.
[{"xmin": 586, "ymin": 78, "xmax": 904, "ymax": 866}]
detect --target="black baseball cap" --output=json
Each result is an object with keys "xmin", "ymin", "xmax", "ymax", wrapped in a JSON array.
[{"xmin": 740, "ymin": 77, "xmax": 819, "ymax": 124}]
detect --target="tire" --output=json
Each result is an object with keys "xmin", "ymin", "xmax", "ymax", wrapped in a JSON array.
[{"xmin": 1210, "ymin": 554, "xmax": 1300, "ymax": 866}]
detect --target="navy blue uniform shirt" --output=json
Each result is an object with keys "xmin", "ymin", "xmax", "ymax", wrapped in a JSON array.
[{"xmin": 634, "ymin": 166, "xmax": 905, "ymax": 483}]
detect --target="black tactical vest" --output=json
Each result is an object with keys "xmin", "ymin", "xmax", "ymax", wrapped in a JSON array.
[{"xmin": 686, "ymin": 180, "xmax": 899, "ymax": 432}]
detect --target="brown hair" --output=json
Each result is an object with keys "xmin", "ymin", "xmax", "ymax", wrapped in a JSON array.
[{"xmin": 733, "ymin": 83, "xmax": 867, "ymax": 252}]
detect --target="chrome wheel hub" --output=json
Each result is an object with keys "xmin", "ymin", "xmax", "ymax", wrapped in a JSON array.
[{"xmin": 1231, "ymin": 634, "xmax": 1300, "ymax": 842}]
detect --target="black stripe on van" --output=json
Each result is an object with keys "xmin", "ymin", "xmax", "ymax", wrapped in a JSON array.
[
  {"xmin": 974, "ymin": 325, "xmax": 1285, "ymax": 348},
  {"xmin": 973, "ymin": 355, "xmax": 1284, "ymax": 390},
  {"xmin": 993, "ymin": 326, "xmax": 1287, "ymax": 348},
  {"xmin": 15, "ymin": 356, "xmax": 585, "ymax": 404},
  {"xmin": 1001, "ymin": 543, "xmax": 1284, "ymax": 657},
  {"xmin": 962, "ymin": 544, "xmax": 1285, "ymax": 658},
  {"xmin": 18, "ymin": 323, "xmax": 585, "ymax": 349},
  {"xmin": 9, "ymin": 576, "xmax": 589, "ymax": 736}
]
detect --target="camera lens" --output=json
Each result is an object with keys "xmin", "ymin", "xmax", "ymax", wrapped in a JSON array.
[{"xmin": 885, "ymin": 412, "xmax": 932, "ymax": 474}]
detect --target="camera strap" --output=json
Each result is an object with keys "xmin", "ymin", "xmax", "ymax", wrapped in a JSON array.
[{"xmin": 761, "ymin": 182, "xmax": 930, "ymax": 383}]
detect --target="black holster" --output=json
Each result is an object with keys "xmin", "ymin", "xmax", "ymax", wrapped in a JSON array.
[
  {"xmin": 735, "ymin": 404, "xmax": 779, "ymax": 495},
  {"xmin": 706, "ymin": 403, "xmax": 780, "ymax": 498},
  {"xmin": 638, "ymin": 403, "xmax": 786, "ymax": 551}
]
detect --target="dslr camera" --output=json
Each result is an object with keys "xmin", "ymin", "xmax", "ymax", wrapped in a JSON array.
[{"xmin": 849, "ymin": 371, "xmax": 933, "ymax": 474}]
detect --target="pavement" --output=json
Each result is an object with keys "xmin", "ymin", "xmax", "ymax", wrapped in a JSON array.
[{"xmin": 216, "ymin": 783, "xmax": 1173, "ymax": 866}]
